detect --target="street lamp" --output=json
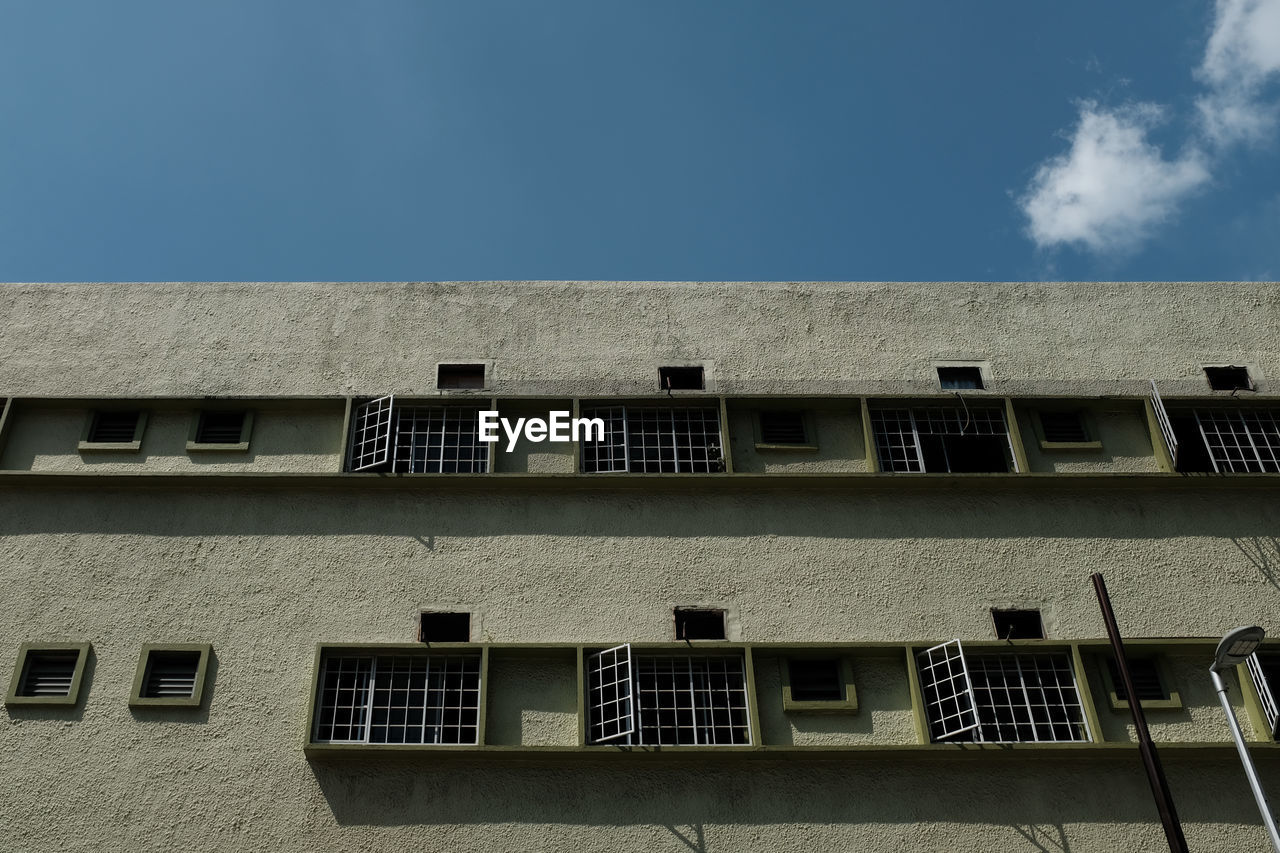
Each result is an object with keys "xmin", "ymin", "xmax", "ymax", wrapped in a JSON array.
[{"xmin": 1211, "ymin": 626, "xmax": 1280, "ymax": 852}]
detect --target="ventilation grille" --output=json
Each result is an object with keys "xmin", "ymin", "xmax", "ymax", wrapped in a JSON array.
[
  {"xmin": 437, "ymin": 364, "xmax": 486, "ymax": 390},
  {"xmin": 20, "ymin": 651, "xmax": 79, "ymax": 696},
  {"xmin": 1039, "ymin": 411, "xmax": 1089, "ymax": 443},
  {"xmin": 1107, "ymin": 658, "xmax": 1167, "ymax": 702},
  {"xmin": 759, "ymin": 411, "xmax": 808, "ymax": 444},
  {"xmin": 143, "ymin": 651, "xmax": 201, "ymax": 698},
  {"xmin": 88, "ymin": 411, "xmax": 140, "ymax": 443},
  {"xmin": 196, "ymin": 412, "xmax": 246, "ymax": 444}
]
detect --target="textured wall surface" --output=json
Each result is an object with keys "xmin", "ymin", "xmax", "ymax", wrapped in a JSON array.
[
  {"xmin": 3, "ymin": 281, "xmax": 1280, "ymax": 851},
  {"xmin": 1, "ymin": 280, "xmax": 1277, "ymax": 398}
]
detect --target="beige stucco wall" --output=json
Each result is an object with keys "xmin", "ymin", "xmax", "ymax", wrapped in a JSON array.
[
  {"xmin": 3, "ymin": 482, "xmax": 1280, "ymax": 851},
  {"xmin": 1, "ymin": 281, "xmax": 1277, "ymax": 398},
  {"xmin": 0, "ymin": 405, "xmax": 345, "ymax": 473}
]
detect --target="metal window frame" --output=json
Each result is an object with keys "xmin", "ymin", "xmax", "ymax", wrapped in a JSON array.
[
  {"xmin": 1248, "ymin": 652, "xmax": 1280, "ymax": 738},
  {"xmin": 916, "ymin": 639, "xmax": 981, "ymax": 741},
  {"xmin": 587, "ymin": 643, "xmax": 635, "ymax": 743},
  {"xmin": 580, "ymin": 405, "xmax": 723, "ymax": 474},
  {"xmin": 872, "ymin": 405, "xmax": 1017, "ymax": 473},
  {"xmin": 348, "ymin": 395, "xmax": 395, "ymax": 471},
  {"xmin": 1149, "ymin": 381, "xmax": 1179, "ymax": 468},
  {"xmin": 391, "ymin": 405, "xmax": 489, "ymax": 474},
  {"xmin": 311, "ymin": 649, "xmax": 484, "ymax": 746},
  {"xmin": 1192, "ymin": 408, "xmax": 1280, "ymax": 474}
]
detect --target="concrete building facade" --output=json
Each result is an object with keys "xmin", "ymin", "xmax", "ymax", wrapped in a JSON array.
[{"xmin": 2, "ymin": 280, "xmax": 1280, "ymax": 852}]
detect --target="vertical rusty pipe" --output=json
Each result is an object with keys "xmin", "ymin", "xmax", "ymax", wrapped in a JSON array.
[{"xmin": 1092, "ymin": 572, "xmax": 1189, "ymax": 853}]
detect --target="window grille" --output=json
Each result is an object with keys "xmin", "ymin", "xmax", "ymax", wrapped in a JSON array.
[
  {"xmin": 1037, "ymin": 411, "xmax": 1089, "ymax": 443},
  {"xmin": 141, "ymin": 650, "xmax": 201, "ymax": 698},
  {"xmin": 87, "ymin": 411, "xmax": 140, "ymax": 443},
  {"xmin": 1190, "ymin": 408, "xmax": 1280, "ymax": 473},
  {"xmin": 917, "ymin": 641, "xmax": 1089, "ymax": 743},
  {"xmin": 349, "ymin": 395, "xmax": 395, "ymax": 471},
  {"xmin": 581, "ymin": 407, "xmax": 722, "ymax": 474},
  {"xmin": 1248, "ymin": 653, "xmax": 1280, "ymax": 738},
  {"xmin": 19, "ymin": 651, "xmax": 79, "ymax": 697},
  {"xmin": 313, "ymin": 653, "xmax": 481, "ymax": 745},
  {"xmin": 392, "ymin": 406, "xmax": 488, "ymax": 473},
  {"xmin": 587, "ymin": 650, "xmax": 751, "ymax": 746},
  {"xmin": 1106, "ymin": 657, "xmax": 1168, "ymax": 703},
  {"xmin": 871, "ymin": 406, "xmax": 1014, "ymax": 473},
  {"xmin": 1150, "ymin": 380, "xmax": 1179, "ymax": 468}
]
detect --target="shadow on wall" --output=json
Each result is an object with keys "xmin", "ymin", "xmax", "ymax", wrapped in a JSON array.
[
  {"xmin": 1233, "ymin": 537, "xmax": 1280, "ymax": 589},
  {"xmin": 0, "ymin": 487, "xmax": 1277, "ymax": 542},
  {"xmin": 306, "ymin": 759, "xmax": 1272, "ymax": 832}
]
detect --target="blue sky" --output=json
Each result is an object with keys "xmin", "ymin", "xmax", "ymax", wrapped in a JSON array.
[{"xmin": 1, "ymin": 0, "xmax": 1278, "ymax": 282}]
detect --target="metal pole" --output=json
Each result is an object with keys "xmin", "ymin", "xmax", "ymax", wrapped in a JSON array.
[
  {"xmin": 1091, "ymin": 573, "xmax": 1189, "ymax": 853},
  {"xmin": 1210, "ymin": 666, "xmax": 1280, "ymax": 851}
]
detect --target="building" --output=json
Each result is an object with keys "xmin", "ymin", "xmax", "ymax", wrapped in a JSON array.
[{"xmin": 2, "ymin": 279, "xmax": 1280, "ymax": 852}]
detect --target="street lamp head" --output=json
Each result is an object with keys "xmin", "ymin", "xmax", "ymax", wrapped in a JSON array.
[{"xmin": 1214, "ymin": 625, "xmax": 1266, "ymax": 671}]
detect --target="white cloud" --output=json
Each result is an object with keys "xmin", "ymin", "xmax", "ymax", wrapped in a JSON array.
[
  {"xmin": 1020, "ymin": 103, "xmax": 1210, "ymax": 253},
  {"xmin": 1197, "ymin": 0, "xmax": 1280, "ymax": 146}
]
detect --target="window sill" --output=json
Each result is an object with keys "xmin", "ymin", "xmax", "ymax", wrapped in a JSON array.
[
  {"xmin": 1108, "ymin": 694, "xmax": 1184, "ymax": 712},
  {"xmin": 782, "ymin": 699, "xmax": 859, "ymax": 714},
  {"xmin": 186, "ymin": 441, "xmax": 250, "ymax": 452},
  {"xmin": 78, "ymin": 441, "xmax": 141, "ymax": 453},
  {"xmin": 754, "ymin": 443, "xmax": 819, "ymax": 452},
  {"xmin": 1039, "ymin": 440, "xmax": 1104, "ymax": 451}
]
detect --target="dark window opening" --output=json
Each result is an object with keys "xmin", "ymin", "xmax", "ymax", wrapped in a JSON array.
[
  {"xmin": 919, "ymin": 434, "xmax": 1010, "ymax": 473},
  {"xmin": 1170, "ymin": 414, "xmax": 1213, "ymax": 472},
  {"xmin": 19, "ymin": 651, "xmax": 79, "ymax": 697},
  {"xmin": 659, "ymin": 366, "xmax": 704, "ymax": 391},
  {"xmin": 1205, "ymin": 366, "xmax": 1253, "ymax": 391},
  {"xmin": 759, "ymin": 411, "xmax": 808, "ymax": 445},
  {"xmin": 142, "ymin": 650, "xmax": 201, "ymax": 698},
  {"xmin": 1107, "ymin": 657, "xmax": 1168, "ymax": 702},
  {"xmin": 938, "ymin": 366, "xmax": 984, "ymax": 390},
  {"xmin": 419, "ymin": 612, "xmax": 471, "ymax": 643},
  {"xmin": 195, "ymin": 411, "xmax": 247, "ymax": 444},
  {"xmin": 437, "ymin": 364, "xmax": 486, "ymax": 390},
  {"xmin": 1038, "ymin": 411, "xmax": 1090, "ymax": 443},
  {"xmin": 675, "ymin": 608, "xmax": 725, "ymax": 641},
  {"xmin": 788, "ymin": 659, "xmax": 843, "ymax": 701},
  {"xmin": 991, "ymin": 609, "xmax": 1045, "ymax": 640},
  {"xmin": 88, "ymin": 411, "xmax": 140, "ymax": 443}
]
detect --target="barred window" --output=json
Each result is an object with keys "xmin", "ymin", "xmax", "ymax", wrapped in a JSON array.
[
  {"xmin": 587, "ymin": 647, "xmax": 751, "ymax": 746},
  {"xmin": 313, "ymin": 653, "xmax": 481, "ymax": 745},
  {"xmin": 1247, "ymin": 652, "xmax": 1280, "ymax": 738},
  {"xmin": 346, "ymin": 397, "xmax": 488, "ymax": 473},
  {"xmin": 917, "ymin": 641, "xmax": 1089, "ymax": 744},
  {"xmin": 581, "ymin": 406, "xmax": 723, "ymax": 473},
  {"xmin": 871, "ymin": 406, "xmax": 1014, "ymax": 473},
  {"xmin": 1174, "ymin": 408, "xmax": 1280, "ymax": 473}
]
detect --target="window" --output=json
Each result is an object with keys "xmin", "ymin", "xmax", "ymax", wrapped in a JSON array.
[
  {"xmin": 782, "ymin": 658, "xmax": 858, "ymax": 712},
  {"xmin": 5, "ymin": 643, "xmax": 91, "ymax": 707},
  {"xmin": 581, "ymin": 406, "xmax": 723, "ymax": 473},
  {"xmin": 419, "ymin": 612, "xmax": 471, "ymax": 643},
  {"xmin": 658, "ymin": 366, "xmax": 704, "ymax": 391},
  {"xmin": 871, "ymin": 406, "xmax": 1015, "ymax": 473},
  {"xmin": 1169, "ymin": 407, "xmax": 1280, "ymax": 473},
  {"xmin": 188, "ymin": 410, "xmax": 252, "ymax": 450},
  {"xmin": 437, "ymin": 363, "xmax": 486, "ymax": 390},
  {"xmin": 674, "ymin": 608, "xmax": 726, "ymax": 641},
  {"xmin": 916, "ymin": 640, "xmax": 1089, "ymax": 743},
  {"xmin": 937, "ymin": 366, "xmax": 984, "ymax": 390},
  {"xmin": 346, "ymin": 397, "xmax": 489, "ymax": 473},
  {"xmin": 1247, "ymin": 652, "xmax": 1280, "ymax": 738},
  {"xmin": 586, "ymin": 645, "xmax": 751, "ymax": 746},
  {"xmin": 1102, "ymin": 656, "xmax": 1179, "ymax": 710},
  {"xmin": 312, "ymin": 652, "xmax": 481, "ymax": 745},
  {"xmin": 1204, "ymin": 365, "xmax": 1254, "ymax": 391},
  {"xmin": 755, "ymin": 410, "xmax": 814, "ymax": 449},
  {"xmin": 80, "ymin": 410, "xmax": 146, "ymax": 451},
  {"xmin": 129, "ymin": 644, "xmax": 211, "ymax": 708},
  {"xmin": 1035, "ymin": 411, "xmax": 1097, "ymax": 448},
  {"xmin": 991, "ymin": 609, "xmax": 1044, "ymax": 640}
]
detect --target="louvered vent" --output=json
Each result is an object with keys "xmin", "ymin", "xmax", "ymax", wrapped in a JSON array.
[
  {"xmin": 1039, "ymin": 411, "xmax": 1089, "ymax": 443},
  {"xmin": 143, "ymin": 651, "xmax": 201, "ymax": 698},
  {"xmin": 759, "ymin": 411, "xmax": 808, "ymax": 444},
  {"xmin": 88, "ymin": 411, "xmax": 140, "ymax": 443},
  {"xmin": 20, "ymin": 651, "xmax": 79, "ymax": 696},
  {"xmin": 787, "ymin": 659, "xmax": 843, "ymax": 701},
  {"xmin": 1107, "ymin": 658, "xmax": 1168, "ymax": 702},
  {"xmin": 196, "ymin": 411, "xmax": 246, "ymax": 444}
]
